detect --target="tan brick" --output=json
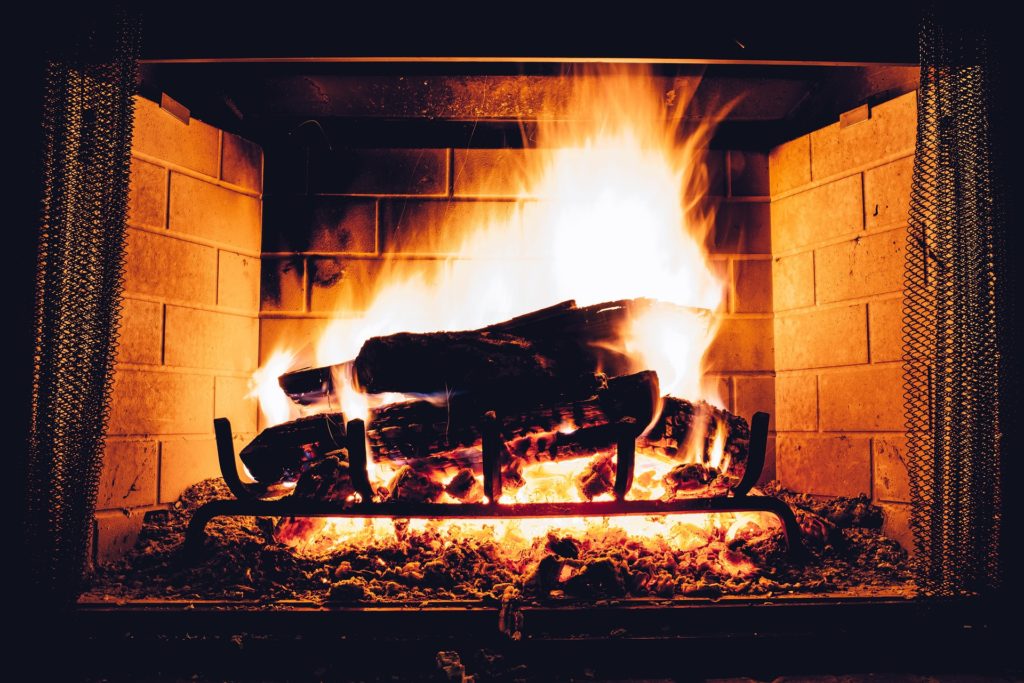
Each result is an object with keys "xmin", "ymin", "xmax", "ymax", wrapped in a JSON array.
[
  {"xmin": 132, "ymin": 96, "xmax": 220, "ymax": 177},
  {"xmin": 380, "ymin": 200, "xmax": 517, "ymax": 254},
  {"xmin": 168, "ymin": 173, "xmax": 262, "ymax": 252},
  {"xmin": 728, "ymin": 150, "xmax": 769, "ymax": 196},
  {"xmin": 96, "ymin": 440, "xmax": 158, "ymax": 510},
  {"xmin": 259, "ymin": 317, "xmax": 331, "ymax": 364},
  {"xmin": 775, "ymin": 305, "xmax": 868, "ymax": 370},
  {"xmin": 94, "ymin": 509, "xmax": 145, "ymax": 565},
  {"xmin": 869, "ymin": 297, "xmax": 904, "ymax": 363},
  {"xmin": 777, "ymin": 434, "xmax": 871, "ymax": 497},
  {"xmin": 221, "ymin": 132, "xmax": 263, "ymax": 192},
  {"xmin": 772, "ymin": 252, "xmax": 815, "ymax": 311},
  {"xmin": 816, "ymin": 229, "xmax": 905, "ymax": 304},
  {"xmin": 116, "ymin": 297, "xmax": 162, "ymax": 365},
  {"xmin": 308, "ymin": 258, "xmax": 386, "ymax": 313},
  {"xmin": 108, "ymin": 369, "xmax": 213, "ymax": 435},
  {"xmin": 775, "ymin": 374, "xmax": 818, "ymax": 431},
  {"xmin": 705, "ymin": 317, "xmax": 774, "ymax": 372},
  {"xmin": 878, "ymin": 502, "xmax": 914, "ymax": 556},
  {"xmin": 733, "ymin": 259, "xmax": 773, "ymax": 314},
  {"xmin": 819, "ymin": 364, "xmax": 904, "ymax": 431},
  {"xmin": 771, "ymin": 174, "xmax": 863, "ymax": 253},
  {"xmin": 218, "ymin": 251, "xmax": 261, "ymax": 312},
  {"xmin": 215, "ymin": 376, "xmax": 258, "ymax": 434},
  {"xmin": 311, "ymin": 148, "xmax": 448, "ymax": 195},
  {"xmin": 865, "ymin": 156, "xmax": 913, "ymax": 229},
  {"xmin": 260, "ymin": 257, "xmax": 306, "ymax": 312},
  {"xmin": 128, "ymin": 157, "xmax": 167, "ymax": 228},
  {"xmin": 123, "ymin": 228, "xmax": 217, "ymax": 305},
  {"xmin": 164, "ymin": 306, "xmax": 258, "ymax": 372},
  {"xmin": 160, "ymin": 438, "xmax": 222, "ymax": 503},
  {"xmin": 810, "ymin": 91, "xmax": 917, "ymax": 179},
  {"xmin": 769, "ymin": 135, "xmax": 811, "ymax": 196},
  {"xmin": 454, "ymin": 148, "xmax": 535, "ymax": 197},
  {"xmin": 733, "ymin": 376, "xmax": 774, "ymax": 426},
  {"xmin": 708, "ymin": 201, "xmax": 771, "ymax": 254},
  {"xmin": 874, "ymin": 436, "xmax": 910, "ymax": 503}
]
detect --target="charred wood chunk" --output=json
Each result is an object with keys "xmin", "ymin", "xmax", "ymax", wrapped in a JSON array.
[
  {"xmin": 575, "ymin": 452, "xmax": 616, "ymax": 500},
  {"xmin": 662, "ymin": 462, "xmax": 717, "ymax": 498},
  {"xmin": 639, "ymin": 396, "xmax": 751, "ymax": 481},
  {"xmin": 387, "ymin": 465, "xmax": 443, "ymax": 503},
  {"xmin": 445, "ymin": 468, "xmax": 484, "ymax": 503},
  {"xmin": 238, "ymin": 413, "xmax": 346, "ymax": 485},
  {"xmin": 291, "ymin": 453, "xmax": 355, "ymax": 502}
]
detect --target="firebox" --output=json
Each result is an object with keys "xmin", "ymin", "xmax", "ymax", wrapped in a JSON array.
[{"xmin": 23, "ymin": 7, "xmax": 1019, "ymax": 681}]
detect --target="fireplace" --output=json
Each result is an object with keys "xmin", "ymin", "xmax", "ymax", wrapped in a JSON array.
[{"xmin": 21, "ymin": 7, "xmax": 1019, "ymax": 680}]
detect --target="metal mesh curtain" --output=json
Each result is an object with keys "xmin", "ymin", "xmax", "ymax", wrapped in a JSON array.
[
  {"xmin": 903, "ymin": 11, "xmax": 1011, "ymax": 597},
  {"xmin": 27, "ymin": 12, "xmax": 140, "ymax": 605}
]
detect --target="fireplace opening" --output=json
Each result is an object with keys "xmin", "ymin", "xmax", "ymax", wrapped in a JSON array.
[
  {"xmin": 26, "ymin": 9, "xmax": 1018, "ymax": 678},
  {"xmin": 79, "ymin": 61, "xmax": 923, "ymax": 609}
]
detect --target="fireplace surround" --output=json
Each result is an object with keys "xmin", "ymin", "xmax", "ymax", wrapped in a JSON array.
[{"xmin": 18, "ymin": 6, "xmax": 1020, "ymax": 680}]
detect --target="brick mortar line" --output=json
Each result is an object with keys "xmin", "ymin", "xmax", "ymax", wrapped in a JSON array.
[
  {"xmin": 774, "ymin": 360, "xmax": 904, "ymax": 375},
  {"xmin": 770, "ymin": 222, "xmax": 909, "ymax": 259},
  {"xmin": 772, "ymin": 290, "xmax": 903, "ymax": 315},
  {"xmin": 123, "ymin": 291, "xmax": 260, "ymax": 318},
  {"xmin": 769, "ymin": 148, "xmax": 914, "ymax": 202},
  {"xmin": 115, "ymin": 362, "xmax": 257, "ymax": 378},
  {"xmin": 131, "ymin": 150, "xmax": 263, "ymax": 199},
  {"xmin": 775, "ymin": 430, "xmax": 906, "ymax": 437},
  {"xmin": 95, "ymin": 503, "xmax": 167, "ymax": 517},
  {"xmin": 127, "ymin": 223, "xmax": 262, "ymax": 260}
]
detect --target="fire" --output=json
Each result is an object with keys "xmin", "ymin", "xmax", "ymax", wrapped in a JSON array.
[{"xmin": 253, "ymin": 67, "xmax": 740, "ymax": 552}]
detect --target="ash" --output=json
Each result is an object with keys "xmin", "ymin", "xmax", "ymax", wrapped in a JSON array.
[{"xmin": 83, "ymin": 479, "xmax": 913, "ymax": 605}]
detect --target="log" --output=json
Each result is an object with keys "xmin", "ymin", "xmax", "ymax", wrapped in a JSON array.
[
  {"xmin": 639, "ymin": 396, "xmax": 750, "ymax": 487},
  {"xmin": 365, "ymin": 371, "xmax": 660, "ymax": 471},
  {"xmin": 279, "ymin": 298, "xmax": 710, "ymax": 404},
  {"xmin": 239, "ymin": 413, "xmax": 347, "ymax": 485}
]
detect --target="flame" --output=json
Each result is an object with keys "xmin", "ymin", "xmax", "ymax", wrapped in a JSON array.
[
  {"xmin": 253, "ymin": 67, "xmax": 744, "ymax": 551},
  {"xmin": 249, "ymin": 349, "xmax": 299, "ymax": 427}
]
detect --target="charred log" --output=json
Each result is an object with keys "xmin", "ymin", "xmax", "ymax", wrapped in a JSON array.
[{"xmin": 238, "ymin": 413, "xmax": 346, "ymax": 485}]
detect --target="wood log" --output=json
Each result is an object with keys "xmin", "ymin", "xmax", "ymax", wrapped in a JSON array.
[{"xmin": 365, "ymin": 371, "xmax": 660, "ymax": 471}]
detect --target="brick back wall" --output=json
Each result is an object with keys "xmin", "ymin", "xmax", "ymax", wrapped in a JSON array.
[
  {"xmin": 260, "ymin": 145, "xmax": 775, "ymax": 473},
  {"xmin": 95, "ymin": 97, "xmax": 263, "ymax": 564},
  {"xmin": 769, "ymin": 91, "xmax": 916, "ymax": 551}
]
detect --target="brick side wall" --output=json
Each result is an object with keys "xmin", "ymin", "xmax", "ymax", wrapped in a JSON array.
[
  {"xmin": 769, "ymin": 91, "xmax": 916, "ymax": 551},
  {"xmin": 260, "ymin": 146, "xmax": 775, "ymax": 477},
  {"xmin": 95, "ymin": 97, "xmax": 263, "ymax": 564}
]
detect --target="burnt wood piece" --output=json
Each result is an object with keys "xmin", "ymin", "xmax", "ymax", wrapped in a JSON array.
[
  {"xmin": 639, "ymin": 396, "xmax": 751, "ymax": 485},
  {"xmin": 314, "ymin": 298, "xmax": 708, "ymax": 399},
  {"xmin": 366, "ymin": 371, "xmax": 660, "ymax": 470},
  {"xmin": 238, "ymin": 413, "xmax": 346, "ymax": 485}
]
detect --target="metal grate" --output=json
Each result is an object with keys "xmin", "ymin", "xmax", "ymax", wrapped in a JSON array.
[
  {"xmin": 903, "ymin": 11, "xmax": 1003, "ymax": 596},
  {"xmin": 26, "ymin": 12, "xmax": 140, "ymax": 604}
]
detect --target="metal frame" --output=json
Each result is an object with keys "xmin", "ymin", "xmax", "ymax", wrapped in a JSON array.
[{"xmin": 186, "ymin": 412, "xmax": 803, "ymax": 558}]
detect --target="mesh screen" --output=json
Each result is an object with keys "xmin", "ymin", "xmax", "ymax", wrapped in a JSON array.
[
  {"xmin": 26, "ymin": 13, "xmax": 140, "ymax": 604},
  {"xmin": 904, "ymin": 12, "xmax": 1004, "ymax": 596}
]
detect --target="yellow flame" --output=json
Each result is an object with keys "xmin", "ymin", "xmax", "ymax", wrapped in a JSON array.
[{"xmin": 249, "ymin": 349, "xmax": 299, "ymax": 427}]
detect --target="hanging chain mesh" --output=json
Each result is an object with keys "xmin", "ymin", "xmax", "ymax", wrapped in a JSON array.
[
  {"xmin": 903, "ymin": 12, "xmax": 1004, "ymax": 597},
  {"xmin": 27, "ymin": 13, "xmax": 140, "ymax": 604}
]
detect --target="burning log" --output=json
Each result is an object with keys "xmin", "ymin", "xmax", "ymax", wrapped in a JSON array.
[
  {"xmin": 278, "ymin": 298, "xmax": 709, "ymax": 405},
  {"xmin": 639, "ymin": 396, "xmax": 751, "ymax": 485},
  {"xmin": 366, "ymin": 370, "xmax": 659, "ymax": 470},
  {"xmin": 238, "ymin": 413, "xmax": 346, "ymax": 485}
]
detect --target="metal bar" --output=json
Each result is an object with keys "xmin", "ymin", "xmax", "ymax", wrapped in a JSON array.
[
  {"xmin": 732, "ymin": 411, "xmax": 769, "ymax": 497},
  {"xmin": 184, "ymin": 495, "xmax": 804, "ymax": 559},
  {"xmin": 614, "ymin": 418, "xmax": 636, "ymax": 501},
  {"xmin": 213, "ymin": 418, "xmax": 267, "ymax": 500},
  {"xmin": 481, "ymin": 411, "xmax": 502, "ymax": 504},
  {"xmin": 345, "ymin": 418, "xmax": 375, "ymax": 502}
]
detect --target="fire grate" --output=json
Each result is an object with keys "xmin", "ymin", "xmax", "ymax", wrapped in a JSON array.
[{"xmin": 184, "ymin": 412, "xmax": 804, "ymax": 558}]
